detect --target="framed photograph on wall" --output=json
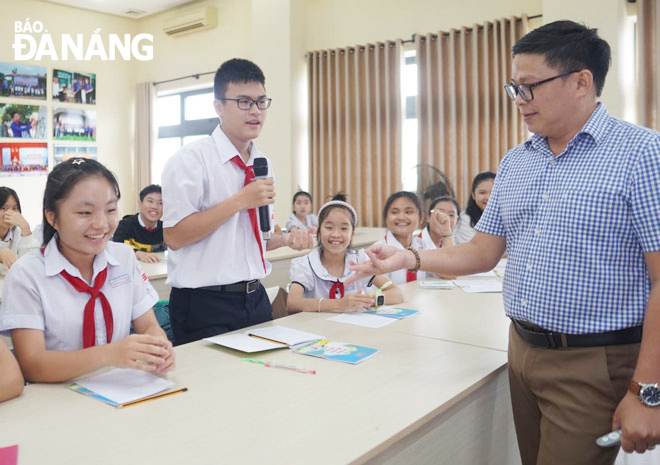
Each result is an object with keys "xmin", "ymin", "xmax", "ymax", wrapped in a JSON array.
[
  {"xmin": 53, "ymin": 143, "xmax": 97, "ymax": 165},
  {"xmin": 52, "ymin": 69, "xmax": 96, "ymax": 104},
  {"xmin": 0, "ymin": 103, "xmax": 48, "ymax": 139},
  {"xmin": 0, "ymin": 62, "xmax": 47, "ymax": 100},
  {"xmin": 0, "ymin": 141, "xmax": 48, "ymax": 176},
  {"xmin": 53, "ymin": 108, "xmax": 96, "ymax": 141}
]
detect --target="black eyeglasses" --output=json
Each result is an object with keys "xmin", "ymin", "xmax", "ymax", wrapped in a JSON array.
[
  {"xmin": 218, "ymin": 97, "xmax": 272, "ymax": 110},
  {"xmin": 504, "ymin": 70, "xmax": 580, "ymax": 102}
]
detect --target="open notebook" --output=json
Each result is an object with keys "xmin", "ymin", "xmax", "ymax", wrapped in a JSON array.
[
  {"xmin": 204, "ymin": 325, "xmax": 323, "ymax": 353},
  {"xmin": 68, "ymin": 368, "xmax": 181, "ymax": 408}
]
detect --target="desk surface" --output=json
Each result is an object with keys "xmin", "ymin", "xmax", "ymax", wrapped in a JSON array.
[
  {"xmin": 396, "ymin": 280, "xmax": 509, "ymax": 352},
  {"xmin": 0, "ymin": 283, "xmax": 510, "ymax": 465}
]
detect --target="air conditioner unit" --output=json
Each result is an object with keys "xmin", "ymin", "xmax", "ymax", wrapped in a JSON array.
[{"xmin": 163, "ymin": 6, "xmax": 217, "ymax": 37}]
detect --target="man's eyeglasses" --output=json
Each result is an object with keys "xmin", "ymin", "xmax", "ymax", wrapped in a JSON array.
[
  {"xmin": 504, "ymin": 70, "xmax": 580, "ymax": 102},
  {"xmin": 219, "ymin": 97, "xmax": 272, "ymax": 110}
]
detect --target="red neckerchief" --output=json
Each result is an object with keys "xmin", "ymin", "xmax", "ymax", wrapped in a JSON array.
[
  {"xmin": 42, "ymin": 247, "xmax": 113, "ymax": 348},
  {"xmin": 329, "ymin": 280, "xmax": 345, "ymax": 299},
  {"xmin": 230, "ymin": 155, "xmax": 266, "ymax": 272}
]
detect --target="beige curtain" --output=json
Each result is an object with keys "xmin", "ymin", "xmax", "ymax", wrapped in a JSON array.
[
  {"xmin": 637, "ymin": 0, "xmax": 660, "ymax": 131},
  {"xmin": 135, "ymin": 82, "xmax": 156, "ymax": 209},
  {"xmin": 307, "ymin": 41, "xmax": 403, "ymax": 227},
  {"xmin": 416, "ymin": 16, "xmax": 528, "ymax": 209}
]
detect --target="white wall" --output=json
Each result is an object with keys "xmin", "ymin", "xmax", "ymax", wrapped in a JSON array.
[{"xmin": 0, "ymin": 0, "xmax": 137, "ymax": 228}]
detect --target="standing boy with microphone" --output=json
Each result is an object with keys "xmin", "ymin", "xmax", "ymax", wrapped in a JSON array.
[{"xmin": 161, "ymin": 59, "xmax": 313, "ymax": 345}]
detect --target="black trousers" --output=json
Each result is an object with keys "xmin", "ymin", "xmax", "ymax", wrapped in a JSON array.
[{"xmin": 169, "ymin": 284, "xmax": 272, "ymax": 346}]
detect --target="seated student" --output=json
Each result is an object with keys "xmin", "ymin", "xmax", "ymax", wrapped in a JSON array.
[
  {"xmin": 0, "ymin": 187, "xmax": 38, "ymax": 272},
  {"xmin": 113, "ymin": 184, "xmax": 166, "ymax": 264},
  {"xmin": 375, "ymin": 191, "xmax": 432, "ymax": 284},
  {"xmin": 454, "ymin": 171, "xmax": 495, "ymax": 244},
  {"xmin": 0, "ymin": 158, "xmax": 174, "ymax": 383},
  {"xmin": 285, "ymin": 191, "xmax": 318, "ymax": 232},
  {"xmin": 288, "ymin": 194, "xmax": 403, "ymax": 312},
  {"xmin": 0, "ymin": 338, "xmax": 23, "ymax": 402},
  {"xmin": 420, "ymin": 196, "xmax": 460, "ymax": 249}
]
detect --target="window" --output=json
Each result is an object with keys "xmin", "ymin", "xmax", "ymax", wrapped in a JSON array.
[
  {"xmin": 401, "ymin": 49, "xmax": 418, "ymax": 192},
  {"xmin": 152, "ymin": 87, "xmax": 217, "ymax": 184}
]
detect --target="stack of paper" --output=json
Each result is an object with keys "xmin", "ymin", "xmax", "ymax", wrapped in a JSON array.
[
  {"xmin": 453, "ymin": 279, "xmax": 503, "ymax": 293},
  {"xmin": 68, "ymin": 368, "xmax": 177, "ymax": 408},
  {"xmin": 204, "ymin": 325, "xmax": 323, "ymax": 353},
  {"xmin": 327, "ymin": 313, "xmax": 397, "ymax": 328},
  {"xmin": 418, "ymin": 280, "xmax": 455, "ymax": 289}
]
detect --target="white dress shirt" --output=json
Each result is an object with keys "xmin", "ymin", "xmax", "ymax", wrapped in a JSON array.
[
  {"xmin": 0, "ymin": 239, "xmax": 157, "ymax": 350},
  {"xmin": 162, "ymin": 125, "xmax": 275, "ymax": 288}
]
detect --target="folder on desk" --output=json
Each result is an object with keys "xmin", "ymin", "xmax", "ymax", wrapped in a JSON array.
[
  {"xmin": 364, "ymin": 306, "xmax": 419, "ymax": 319},
  {"xmin": 68, "ymin": 368, "xmax": 178, "ymax": 408},
  {"xmin": 204, "ymin": 325, "xmax": 324, "ymax": 353},
  {"xmin": 294, "ymin": 339, "xmax": 379, "ymax": 364}
]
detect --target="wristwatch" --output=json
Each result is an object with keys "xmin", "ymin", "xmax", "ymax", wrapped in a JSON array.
[{"xmin": 628, "ymin": 379, "xmax": 660, "ymax": 407}]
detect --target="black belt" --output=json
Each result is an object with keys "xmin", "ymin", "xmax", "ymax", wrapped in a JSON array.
[
  {"xmin": 198, "ymin": 280, "xmax": 260, "ymax": 294},
  {"xmin": 512, "ymin": 319, "xmax": 642, "ymax": 349}
]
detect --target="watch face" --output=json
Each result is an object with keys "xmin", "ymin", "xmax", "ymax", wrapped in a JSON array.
[{"xmin": 640, "ymin": 385, "xmax": 660, "ymax": 407}]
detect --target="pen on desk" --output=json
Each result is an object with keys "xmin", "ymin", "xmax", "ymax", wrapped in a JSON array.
[
  {"xmin": 118, "ymin": 387, "xmax": 188, "ymax": 409},
  {"xmin": 247, "ymin": 334, "xmax": 288, "ymax": 346},
  {"xmin": 369, "ymin": 280, "xmax": 393, "ymax": 295},
  {"xmin": 241, "ymin": 357, "xmax": 316, "ymax": 375}
]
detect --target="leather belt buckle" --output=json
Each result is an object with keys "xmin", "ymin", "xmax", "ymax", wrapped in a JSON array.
[{"xmin": 246, "ymin": 280, "xmax": 259, "ymax": 294}]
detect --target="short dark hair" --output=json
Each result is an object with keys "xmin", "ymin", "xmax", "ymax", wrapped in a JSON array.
[
  {"xmin": 0, "ymin": 187, "xmax": 20, "ymax": 213},
  {"xmin": 42, "ymin": 158, "xmax": 120, "ymax": 246},
  {"xmin": 214, "ymin": 58, "xmax": 266, "ymax": 100},
  {"xmin": 383, "ymin": 191, "xmax": 423, "ymax": 223},
  {"xmin": 465, "ymin": 171, "xmax": 496, "ymax": 227},
  {"xmin": 512, "ymin": 20, "xmax": 611, "ymax": 96},
  {"xmin": 292, "ymin": 191, "xmax": 312, "ymax": 205},
  {"xmin": 139, "ymin": 184, "xmax": 161, "ymax": 202}
]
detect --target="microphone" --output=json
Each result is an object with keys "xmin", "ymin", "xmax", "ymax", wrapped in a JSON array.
[{"xmin": 252, "ymin": 157, "xmax": 271, "ymax": 240}]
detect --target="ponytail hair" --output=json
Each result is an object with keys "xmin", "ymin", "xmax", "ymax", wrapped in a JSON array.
[{"xmin": 42, "ymin": 158, "xmax": 120, "ymax": 247}]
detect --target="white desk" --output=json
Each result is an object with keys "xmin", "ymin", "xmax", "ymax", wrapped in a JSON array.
[
  {"xmin": 142, "ymin": 227, "xmax": 386, "ymax": 301},
  {"xmin": 0, "ymin": 286, "xmax": 519, "ymax": 465}
]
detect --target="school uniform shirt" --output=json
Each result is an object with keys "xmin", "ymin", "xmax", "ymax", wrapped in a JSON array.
[
  {"xmin": 419, "ymin": 228, "xmax": 437, "ymax": 250},
  {"xmin": 285, "ymin": 213, "xmax": 318, "ymax": 231},
  {"xmin": 0, "ymin": 239, "xmax": 158, "ymax": 351},
  {"xmin": 0, "ymin": 226, "xmax": 38, "ymax": 275},
  {"xmin": 113, "ymin": 213, "xmax": 166, "ymax": 253},
  {"xmin": 161, "ymin": 125, "xmax": 275, "ymax": 288},
  {"xmin": 453, "ymin": 211, "xmax": 477, "ymax": 244},
  {"xmin": 290, "ymin": 248, "xmax": 373, "ymax": 299},
  {"xmin": 374, "ymin": 230, "xmax": 429, "ymax": 284}
]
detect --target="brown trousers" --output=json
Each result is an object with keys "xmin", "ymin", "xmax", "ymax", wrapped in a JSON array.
[{"xmin": 508, "ymin": 322, "xmax": 640, "ymax": 465}]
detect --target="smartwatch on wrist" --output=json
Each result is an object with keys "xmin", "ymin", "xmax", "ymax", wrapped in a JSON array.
[{"xmin": 628, "ymin": 379, "xmax": 660, "ymax": 407}]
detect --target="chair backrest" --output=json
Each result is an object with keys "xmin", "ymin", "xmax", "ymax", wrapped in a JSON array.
[
  {"xmin": 265, "ymin": 286, "xmax": 280, "ymax": 303},
  {"xmin": 266, "ymin": 287, "xmax": 289, "ymax": 320}
]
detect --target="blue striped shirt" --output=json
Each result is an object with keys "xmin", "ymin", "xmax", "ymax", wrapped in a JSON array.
[{"xmin": 477, "ymin": 103, "xmax": 660, "ymax": 334}]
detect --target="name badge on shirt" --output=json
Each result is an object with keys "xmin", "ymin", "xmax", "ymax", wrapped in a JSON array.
[{"xmin": 109, "ymin": 274, "xmax": 131, "ymax": 288}]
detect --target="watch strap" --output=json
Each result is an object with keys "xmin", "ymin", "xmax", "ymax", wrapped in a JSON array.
[{"xmin": 628, "ymin": 379, "xmax": 641, "ymax": 397}]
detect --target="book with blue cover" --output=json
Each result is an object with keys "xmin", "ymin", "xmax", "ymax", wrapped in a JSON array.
[
  {"xmin": 293, "ymin": 340, "xmax": 379, "ymax": 364},
  {"xmin": 364, "ymin": 306, "xmax": 419, "ymax": 319}
]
